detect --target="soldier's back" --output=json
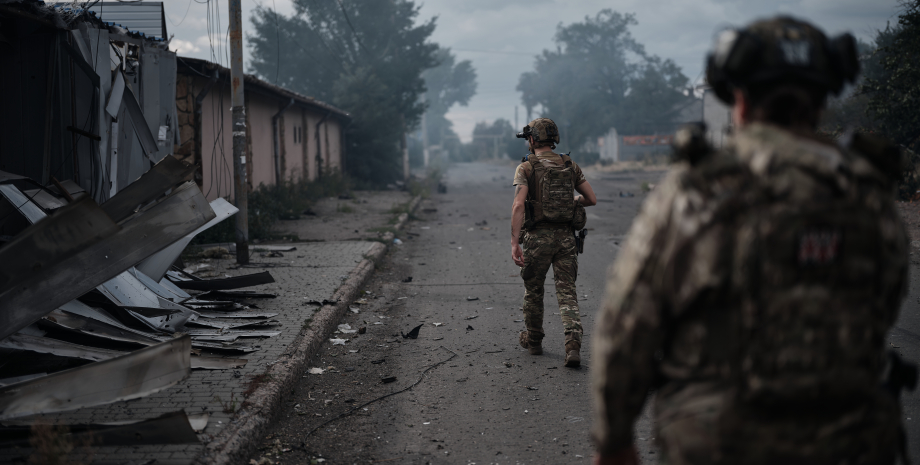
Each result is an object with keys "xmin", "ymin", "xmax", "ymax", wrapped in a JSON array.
[{"xmin": 652, "ymin": 123, "xmax": 908, "ymax": 465}]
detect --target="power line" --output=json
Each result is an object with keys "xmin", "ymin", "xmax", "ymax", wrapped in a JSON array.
[{"xmin": 166, "ymin": 0, "xmax": 193, "ymax": 28}]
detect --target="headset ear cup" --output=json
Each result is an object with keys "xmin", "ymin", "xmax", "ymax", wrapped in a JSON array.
[
  {"xmin": 829, "ymin": 33, "xmax": 860, "ymax": 91},
  {"xmin": 706, "ymin": 53, "xmax": 735, "ymax": 105},
  {"xmin": 724, "ymin": 31, "xmax": 761, "ymax": 79}
]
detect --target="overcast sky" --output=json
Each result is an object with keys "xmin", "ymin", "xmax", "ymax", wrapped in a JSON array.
[{"xmin": 161, "ymin": 0, "xmax": 901, "ymax": 141}]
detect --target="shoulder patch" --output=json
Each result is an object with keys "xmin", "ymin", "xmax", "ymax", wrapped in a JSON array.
[
  {"xmin": 798, "ymin": 228, "xmax": 841, "ymax": 265},
  {"xmin": 672, "ymin": 122, "xmax": 713, "ymax": 166}
]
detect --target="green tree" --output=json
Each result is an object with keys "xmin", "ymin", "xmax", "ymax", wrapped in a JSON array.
[
  {"xmin": 516, "ymin": 10, "xmax": 691, "ymax": 156},
  {"xmin": 465, "ymin": 119, "xmax": 516, "ymax": 161},
  {"xmin": 249, "ymin": 0, "xmax": 438, "ymax": 185},
  {"xmin": 862, "ymin": 4, "xmax": 920, "ymax": 152},
  {"xmin": 422, "ymin": 47, "xmax": 477, "ymax": 148}
]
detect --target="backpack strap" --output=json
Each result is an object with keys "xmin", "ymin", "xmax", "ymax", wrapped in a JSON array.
[
  {"xmin": 523, "ymin": 153, "xmax": 539, "ymax": 201},
  {"xmin": 560, "ymin": 152, "xmax": 573, "ymax": 167}
]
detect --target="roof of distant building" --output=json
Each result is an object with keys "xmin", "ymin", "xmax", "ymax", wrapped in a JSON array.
[{"xmin": 176, "ymin": 56, "xmax": 350, "ymax": 120}]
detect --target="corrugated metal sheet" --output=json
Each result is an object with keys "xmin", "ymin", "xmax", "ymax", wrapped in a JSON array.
[{"xmin": 86, "ymin": 2, "xmax": 166, "ymax": 39}]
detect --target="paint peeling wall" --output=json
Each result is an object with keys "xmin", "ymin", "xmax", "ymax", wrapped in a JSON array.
[{"xmin": 176, "ymin": 65, "xmax": 347, "ymax": 202}]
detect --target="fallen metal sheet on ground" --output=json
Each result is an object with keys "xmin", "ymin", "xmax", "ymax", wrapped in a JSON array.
[
  {"xmin": 193, "ymin": 290, "xmax": 278, "ymax": 300},
  {"xmin": 168, "ymin": 271, "xmax": 275, "ymax": 291},
  {"xmin": 98, "ymin": 270, "xmax": 196, "ymax": 332},
  {"xmin": 186, "ymin": 329, "xmax": 281, "ymax": 338},
  {"xmin": 100, "ymin": 155, "xmax": 196, "ymax": 224},
  {"xmin": 0, "ymin": 333, "xmax": 126, "ymax": 362},
  {"xmin": 40, "ymin": 309, "xmax": 161, "ymax": 347},
  {"xmin": 137, "ymin": 198, "xmax": 238, "ymax": 281},
  {"xmin": 0, "ymin": 374, "xmax": 48, "ymax": 387},
  {"xmin": 196, "ymin": 311, "xmax": 278, "ymax": 319},
  {"xmin": 0, "ymin": 196, "xmax": 119, "ymax": 341},
  {"xmin": 188, "ymin": 334, "xmax": 239, "ymax": 342},
  {"xmin": 131, "ymin": 268, "xmax": 191, "ymax": 303},
  {"xmin": 189, "ymin": 340, "xmax": 257, "ymax": 353},
  {"xmin": 157, "ymin": 277, "xmax": 192, "ymax": 300},
  {"xmin": 0, "ymin": 182, "xmax": 215, "ymax": 341},
  {"xmin": 185, "ymin": 318, "xmax": 279, "ymax": 330},
  {"xmin": 182, "ymin": 300, "xmax": 238, "ymax": 310},
  {"xmin": 58, "ymin": 301, "xmax": 163, "ymax": 342},
  {"xmin": 0, "ymin": 184, "xmax": 48, "ymax": 223},
  {"xmin": 122, "ymin": 307, "xmax": 181, "ymax": 318},
  {"xmin": 0, "ymin": 335, "xmax": 191, "ymax": 420},
  {"xmin": 191, "ymin": 357, "xmax": 248, "ymax": 370},
  {"xmin": 0, "ymin": 410, "xmax": 199, "ymax": 447}
]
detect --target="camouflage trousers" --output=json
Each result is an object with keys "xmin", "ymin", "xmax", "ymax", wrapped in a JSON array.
[{"xmin": 520, "ymin": 226, "xmax": 582, "ymax": 342}]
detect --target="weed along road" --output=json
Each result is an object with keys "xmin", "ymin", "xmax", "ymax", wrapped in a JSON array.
[
  {"xmin": 251, "ymin": 160, "xmax": 667, "ymax": 464},
  {"xmin": 252, "ymin": 160, "xmax": 920, "ymax": 464}
]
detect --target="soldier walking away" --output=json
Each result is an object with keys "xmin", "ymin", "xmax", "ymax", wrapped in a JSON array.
[
  {"xmin": 591, "ymin": 16, "xmax": 918, "ymax": 465},
  {"xmin": 511, "ymin": 118, "xmax": 597, "ymax": 368}
]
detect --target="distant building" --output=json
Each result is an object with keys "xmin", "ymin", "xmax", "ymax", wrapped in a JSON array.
[
  {"xmin": 175, "ymin": 58, "xmax": 350, "ymax": 201},
  {"xmin": 2, "ymin": 1, "xmax": 175, "ymax": 202},
  {"xmin": 598, "ymin": 97, "xmax": 705, "ymax": 162}
]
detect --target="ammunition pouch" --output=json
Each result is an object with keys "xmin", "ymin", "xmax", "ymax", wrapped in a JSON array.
[
  {"xmin": 523, "ymin": 200, "xmax": 536, "ymax": 231},
  {"xmin": 571, "ymin": 203, "xmax": 587, "ymax": 230}
]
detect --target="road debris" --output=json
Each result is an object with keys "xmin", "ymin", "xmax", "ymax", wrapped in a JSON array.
[
  {"xmin": 330, "ymin": 338, "xmax": 347, "ymax": 345},
  {"xmin": 466, "ymin": 296, "xmax": 479, "ymax": 301},
  {"xmin": 402, "ymin": 324, "xmax": 423, "ymax": 339},
  {"xmin": 338, "ymin": 324, "xmax": 357, "ymax": 334},
  {"xmin": 308, "ymin": 368, "xmax": 325, "ymax": 375}
]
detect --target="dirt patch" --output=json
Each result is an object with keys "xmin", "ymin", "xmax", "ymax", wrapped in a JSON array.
[{"xmin": 274, "ymin": 190, "xmax": 413, "ymax": 243}]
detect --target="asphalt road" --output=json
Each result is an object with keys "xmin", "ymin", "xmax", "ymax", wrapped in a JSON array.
[{"xmin": 253, "ymin": 160, "xmax": 919, "ymax": 464}]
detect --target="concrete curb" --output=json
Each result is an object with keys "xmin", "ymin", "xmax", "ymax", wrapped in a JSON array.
[{"xmin": 198, "ymin": 195, "xmax": 423, "ymax": 464}]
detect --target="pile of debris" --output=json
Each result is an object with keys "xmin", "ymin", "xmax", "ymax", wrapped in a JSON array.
[{"xmin": 0, "ymin": 157, "xmax": 281, "ymax": 428}]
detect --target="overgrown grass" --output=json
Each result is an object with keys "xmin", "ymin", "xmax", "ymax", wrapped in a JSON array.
[
  {"xmin": 194, "ymin": 168, "xmax": 350, "ymax": 243},
  {"xmin": 336, "ymin": 203, "xmax": 356, "ymax": 213}
]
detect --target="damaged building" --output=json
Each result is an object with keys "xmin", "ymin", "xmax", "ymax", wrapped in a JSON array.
[
  {"xmin": 174, "ymin": 57, "xmax": 350, "ymax": 200},
  {"xmin": 0, "ymin": 0, "xmax": 285, "ymax": 445}
]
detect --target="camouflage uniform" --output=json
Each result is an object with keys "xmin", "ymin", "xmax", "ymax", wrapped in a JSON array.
[
  {"xmin": 591, "ymin": 123, "xmax": 908, "ymax": 464},
  {"xmin": 513, "ymin": 152, "xmax": 587, "ymax": 347}
]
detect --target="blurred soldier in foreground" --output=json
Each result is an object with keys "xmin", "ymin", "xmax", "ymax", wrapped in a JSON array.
[
  {"xmin": 511, "ymin": 118, "xmax": 596, "ymax": 367},
  {"xmin": 592, "ymin": 16, "xmax": 917, "ymax": 465}
]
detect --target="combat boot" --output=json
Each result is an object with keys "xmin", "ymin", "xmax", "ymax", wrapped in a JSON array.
[
  {"xmin": 519, "ymin": 330, "xmax": 543, "ymax": 355},
  {"xmin": 564, "ymin": 334, "xmax": 581, "ymax": 368}
]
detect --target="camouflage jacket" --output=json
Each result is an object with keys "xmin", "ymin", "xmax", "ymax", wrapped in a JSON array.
[{"xmin": 591, "ymin": 123, "xmax": 908, "ymax": 463}]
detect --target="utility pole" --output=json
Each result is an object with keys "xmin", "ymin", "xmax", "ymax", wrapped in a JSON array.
[
  {"xmin": 229, "ymin": 0, "xmax": 249, "ymax": 264},
  {"xmin": 421, "ymin": 108, "xmax": 429, "ymax": 168},
  {"xmin": 402, "ymin": 116, "xmax": 409, "ymax": 181}
]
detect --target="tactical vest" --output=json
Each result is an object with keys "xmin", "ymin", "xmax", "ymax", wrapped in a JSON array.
[
  {"xmin": 715, "ymin": 132, "xmax": 906, "ymax": 408},
  {"xmin": 522, "ymin": 153, "xmax": 576, "ymax": 229}
]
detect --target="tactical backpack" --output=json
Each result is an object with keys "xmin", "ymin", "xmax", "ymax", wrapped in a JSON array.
[
  {"xmin": 522, "ymin": 153, "xmax": 578, "ymax": 229},
  {"xmin": 718, "ymin": 133, "xmax": 908, "ymax": 409}
]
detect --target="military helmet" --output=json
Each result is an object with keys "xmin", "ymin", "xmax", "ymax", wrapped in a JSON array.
[
  {"xmin": 516, "ymin": 118, "xmax": 560, "ymax": 145},
  {"xmin": 705, "ymin": 16, "xmax": 860, "ymax": 105}
]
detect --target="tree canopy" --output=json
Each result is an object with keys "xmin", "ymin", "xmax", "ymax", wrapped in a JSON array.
[
  {"xmin": 516, "ymin": 10, "xmax": 691, "ymax": 155},
  {"xmin": 861, "ymin": 1, "xmax": 920, "ymax": 152},
  {"xmin": 422, "ymin": 47, "xmax": 477, "ymax": 148},
  {"xmin": 249, "ymin": 0, "xmax": 439, "ymax": 184}
]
